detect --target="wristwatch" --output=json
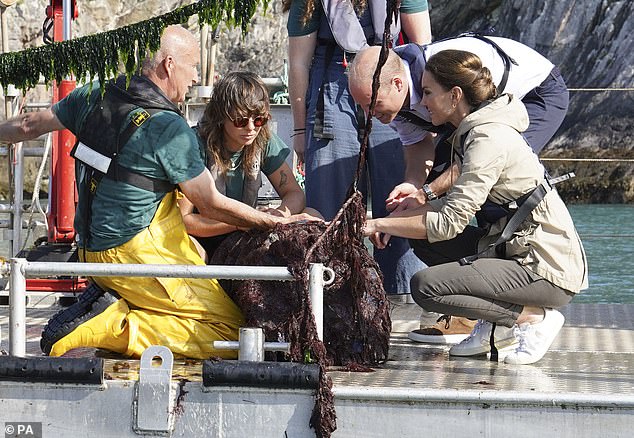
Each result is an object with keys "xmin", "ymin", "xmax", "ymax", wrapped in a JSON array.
[{"xmin": 422, "ymin": 184, "xmax": 438, "ymax": 201}]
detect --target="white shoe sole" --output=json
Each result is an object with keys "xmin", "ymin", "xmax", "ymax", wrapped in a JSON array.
[
  {"xmin": 487, "ymin": 344, "xmax": 521, "ymax": 361},
  {"xmin": 449, "ymin": 336, "xmax": 518, "ymax": 357},
  {"xmin": 408, "ymin": 331, "xmax": 470, "ymax": 345}
]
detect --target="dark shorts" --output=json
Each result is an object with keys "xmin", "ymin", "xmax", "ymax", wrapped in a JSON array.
[{"xmin": 521, "ymin": 66, "xmax": 570, "ymax": 154}]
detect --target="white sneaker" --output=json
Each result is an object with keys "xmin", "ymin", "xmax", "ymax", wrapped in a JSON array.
[
  {"xmin": 449, "ymin": 320, "xmax": 518, "ymax": 357},
  {"xmin": 504, "ymin": 309, "xmax": 565, "ymax": 365}
]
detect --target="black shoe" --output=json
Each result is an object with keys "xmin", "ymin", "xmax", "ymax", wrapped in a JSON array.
[{"xmin": 40, "ymin": 282, "xmax": 120, "ymax": 355}]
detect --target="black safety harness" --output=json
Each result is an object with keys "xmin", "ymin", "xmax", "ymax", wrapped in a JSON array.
[
  {"xmin": 71, "ymin": 75, "xmax": 179, "ymax": 247},
  {"xmin": 459, "ymin": 172, "xmax": 575, "ymax": 266}
]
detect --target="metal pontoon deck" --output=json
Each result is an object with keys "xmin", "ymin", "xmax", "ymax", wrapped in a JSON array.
[{"xmin": 1, "ymin": 298, "xmax": 632, "ymax": 437}]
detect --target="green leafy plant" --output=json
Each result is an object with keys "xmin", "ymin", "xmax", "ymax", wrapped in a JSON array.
[{"xmin": 0, "ymin": 0, "xmax": 268, "ymax": 93}]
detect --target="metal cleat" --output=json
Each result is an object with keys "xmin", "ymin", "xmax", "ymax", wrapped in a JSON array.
[
  {"xmin": 213, "ymin": 327, "xmax": 290, "ymax": 362},
  {"xmin": 134, "ymin": 346, "xmax": 175, "ymax": 435}
]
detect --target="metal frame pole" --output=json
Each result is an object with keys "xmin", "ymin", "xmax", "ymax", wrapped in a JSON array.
[
  {"xmin": 214, "ymin": 328, "xmax": 290, "ymax": 360},
  {"xmin": 238, "ymin": 328, "xmax": 264, "ymax": 361},
  {"xmin": 62, "ymin": 0, "xmax": 72, "ymax": 41},
  {"xmin": 9, "ymin": 257, "xmax": 26, "ymax": 356},
  {"xmin": 308, "ymin": 263, "xmax": 334, "ymax": 341},
  {"xmin": 200, "ymin": 24, "xmax": 208, "ymax": 87},
  {"xmin": 6, "ymin": 260, "xmax": 335, "ymax": 356},
  {"xmin": 10, "ymin": 141, "xmax": 23, "ymax": 255}
]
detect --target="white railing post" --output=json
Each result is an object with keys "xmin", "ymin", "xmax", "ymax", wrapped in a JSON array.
[
  {"xmin": 308, "ymin": 263, "xmax": 335, "ymax": 341},
  {"xmin": 9, "ymin": 257, "xmax": 27, "ymax": 357}
]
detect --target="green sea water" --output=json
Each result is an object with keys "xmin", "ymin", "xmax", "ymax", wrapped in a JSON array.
[{"xmin": 568, "ymin": 204, "xmax": 634, "ymax": 303}]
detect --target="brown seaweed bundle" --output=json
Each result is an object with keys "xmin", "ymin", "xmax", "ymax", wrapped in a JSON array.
[
  {"xmin": 210, "ymin": 197, "xmax": 391, "ymax": 366},
  {"xmin": 210, "ymin": 191, "xmax": 391, "ymax": 438}
]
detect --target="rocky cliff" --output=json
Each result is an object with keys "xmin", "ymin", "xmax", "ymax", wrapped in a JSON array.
[
  {"xmin": 1, "ymin": 0, "xmax": 632, "ymax": 202},
  {"xmin": 428, "ymin": 0, "xmax": 634, "ymax": 202}
]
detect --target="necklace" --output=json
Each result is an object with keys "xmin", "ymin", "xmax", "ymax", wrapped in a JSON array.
[{"xmin": 228, "ymin": 151, "xmax": 243, "ymax": 171}]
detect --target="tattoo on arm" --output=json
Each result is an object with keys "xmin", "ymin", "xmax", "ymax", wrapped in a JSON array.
[{"xmin": 279, "ymin": 170, "xmax": 288, "ymax": 187}]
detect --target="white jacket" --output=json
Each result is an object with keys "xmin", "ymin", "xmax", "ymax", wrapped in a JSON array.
[{"xmin": 426, "ymin": 94, "xmax": 588, "ymax": 293}]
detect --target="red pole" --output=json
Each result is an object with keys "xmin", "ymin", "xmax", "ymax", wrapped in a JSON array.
[
  {"xmin": 47, "ymin": 0, "xmax": 77, "ymax": 243},
  {"xmin": 50, "ymin": 79, "xmax": 77, "ymax": 240}
]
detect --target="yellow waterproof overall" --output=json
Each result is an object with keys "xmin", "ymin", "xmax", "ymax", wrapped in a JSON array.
[{"xmin": 81, "ymin": 191, "xmax": 245, "ymax": 359}]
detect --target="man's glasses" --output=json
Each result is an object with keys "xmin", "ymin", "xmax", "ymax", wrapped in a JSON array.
[{"xmin": 231, "ymin": 115, "xmax": 269, "ymax": 128}]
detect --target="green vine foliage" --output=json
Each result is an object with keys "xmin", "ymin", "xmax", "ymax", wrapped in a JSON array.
[{"xmin": 0, "ymin": 0, "xmax": 269, "ymax": 93}]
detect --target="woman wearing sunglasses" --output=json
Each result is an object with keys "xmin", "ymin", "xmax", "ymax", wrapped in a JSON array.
[{"xmin": 179, "ymin": 71, "xmax": 315, "ymax": 261}]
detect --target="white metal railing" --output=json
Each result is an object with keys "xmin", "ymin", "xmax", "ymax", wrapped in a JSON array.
[{"xmin": 2, "ymin": 259, "xmax": 335, "ymax": 357}]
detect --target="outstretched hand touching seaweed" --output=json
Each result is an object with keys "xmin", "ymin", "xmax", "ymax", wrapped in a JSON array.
[{"xmin": 210, "ymin": 3, "xmax": 401, "ymax": 437}]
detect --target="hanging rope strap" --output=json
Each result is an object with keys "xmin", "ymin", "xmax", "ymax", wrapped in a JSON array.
[{"xmin": 459, "ymin": 172, "xmax": 575, "ymax": 265}]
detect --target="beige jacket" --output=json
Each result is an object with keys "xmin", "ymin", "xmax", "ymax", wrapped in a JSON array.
[{"xmin": 426, "ymin": 94, "xmax": 588, "ymax": 293}]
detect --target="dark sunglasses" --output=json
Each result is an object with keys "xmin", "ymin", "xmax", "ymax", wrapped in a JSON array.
[{"xmin": 231, "ymin": 115, "xmax": 269, "ymax": 128}]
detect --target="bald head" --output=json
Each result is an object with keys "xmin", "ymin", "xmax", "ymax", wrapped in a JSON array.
[
  {"xmin": 142, "ymin": 25, "xmax": 199, "ymax": 74},
  {"xmin": 348, "ymin": 46, "xmax": 405, "ymax": 92},
  {"xmin": 162, "ymin": 24, "xmax": 199, "ymax": 56},
  {"xmin": 348, "ymin": 46, "xmax": 409, "ymax": 125},
  {"xmin": 141, "ymin": 25, "xmax": 200, "ymax": 103}
]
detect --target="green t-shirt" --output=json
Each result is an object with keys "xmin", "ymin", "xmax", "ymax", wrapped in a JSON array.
[
  {"xmin": 196, "ymin": 130, "xmax": 290, "ymax": 201},
  {"xmin": 53, "ymin": 81, "xmax": 206, "ymax": 251},
  {"xmin": 287, "ymin": 0, "xmax": 428, "ymax": 36}
]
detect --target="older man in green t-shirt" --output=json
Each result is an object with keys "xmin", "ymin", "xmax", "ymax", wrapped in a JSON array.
[{"xmin": 0, "ymin": 25, "xmax": 315, "ymax": 359}]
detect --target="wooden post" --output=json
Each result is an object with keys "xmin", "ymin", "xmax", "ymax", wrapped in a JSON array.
[
  {"xmin": 200, "ymin": 24, "xmax": 209, "ymax": 86},
  {"xmin": 207, "ymin": 31, "xmax": 218, "ymax": 86}
]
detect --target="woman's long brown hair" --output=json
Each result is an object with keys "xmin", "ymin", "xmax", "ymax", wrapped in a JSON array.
[{"xmin": 198, "ymin": 71, "xmax": 271, "ymax": 175}]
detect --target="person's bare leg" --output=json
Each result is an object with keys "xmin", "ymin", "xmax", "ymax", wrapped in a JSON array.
[{"xmin": 515, "ymin": 306, "xmax": 545, "ymax": 325}]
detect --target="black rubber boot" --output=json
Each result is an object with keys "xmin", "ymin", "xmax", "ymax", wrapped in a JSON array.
[{"xmin": 40, "ymin": 282, "xmax": 120, "ymax": 355}]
